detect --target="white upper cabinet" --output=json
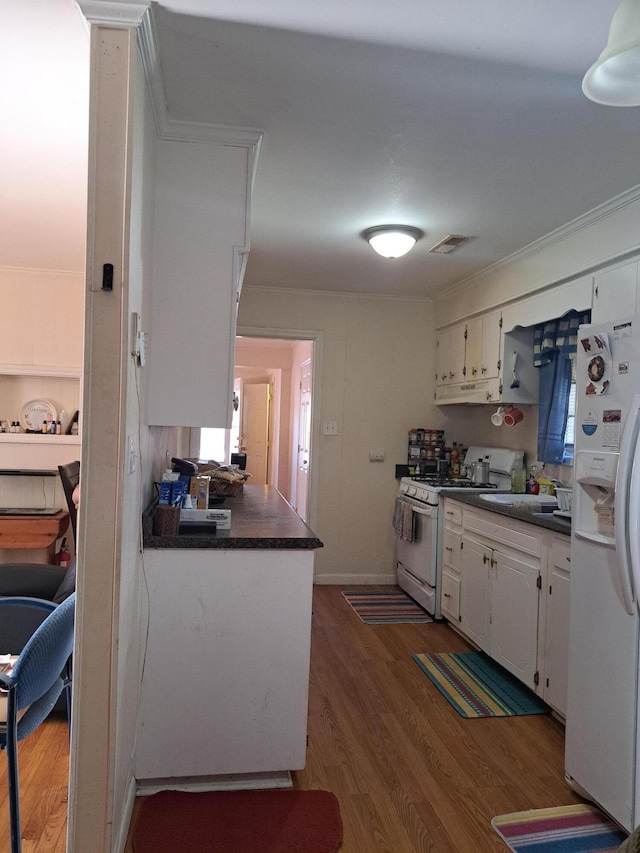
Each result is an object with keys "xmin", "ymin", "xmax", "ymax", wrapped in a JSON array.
[
  {"xmin": 436, "ymin": 309, "xmax": 503, "ymax": 404},
  {"xmin": 465, "ymin": 310, "xmax": 501, "ymax": 382},
  {"xmin": 147, "ymin": 139, "xmax": 255, "ymax": 429},
  {"xmin": 436, "ymin": 323, "xmax": 466, "ymax": 387},
  {"xmin": 591, "ymin": 259, "xmax": 639, "ymax": 325}
]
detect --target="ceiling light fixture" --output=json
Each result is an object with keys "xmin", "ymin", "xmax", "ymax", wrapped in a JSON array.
[
  {"xmin": 361, "ymin": 225, "xmax": 424, "ymax": 259},
  {"xmin": 583, "ymin": 0, "xmax": 640, "ymax": 106}
]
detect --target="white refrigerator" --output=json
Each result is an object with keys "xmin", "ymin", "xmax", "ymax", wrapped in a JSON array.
[{"xmin": 565, "ymin": 315, "xmax": 640, "ymax": 832}]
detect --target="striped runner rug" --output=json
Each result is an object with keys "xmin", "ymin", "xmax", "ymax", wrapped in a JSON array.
[
  {"xmin": 412, "ymin": 651, "xmax": 550, "ymax": 718},
  {"xmin": 491, "ymin": 804, "xmax": 628, "ymax": 852},
  {"xmin": 342, "ymin": 589, "xmax": 432, "ymax": 624}
]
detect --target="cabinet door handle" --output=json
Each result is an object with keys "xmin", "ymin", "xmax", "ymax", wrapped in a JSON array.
[
  {"xmin": 443, "ymin": 592, "xmax": 451, "ymax": 598},
  {"xmin": 445, "ymin": 546, "xmax": 453, "ymax": 552},
  {"xmin": 483, "ymin": 554, "xmax": 489, "ymax": 564}
]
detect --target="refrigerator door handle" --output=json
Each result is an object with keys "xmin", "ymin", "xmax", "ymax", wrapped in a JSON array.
[
  {"xmin": 628, "ymin": 417, "xmax": 640, "ymax": 614},
  {"xmin": 614, "ymin": 393, "xmax": 640, "ymax": 614}
]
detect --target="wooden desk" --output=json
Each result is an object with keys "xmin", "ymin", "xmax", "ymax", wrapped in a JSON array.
[{"xmin": 0, "ymin": 511, "xmax": 69, "ymax": 563}]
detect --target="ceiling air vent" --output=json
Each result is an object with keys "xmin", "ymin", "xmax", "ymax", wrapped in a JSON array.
[{"xmin": 429, "ymin": 234, "xmax": 469, "ymax": 254}]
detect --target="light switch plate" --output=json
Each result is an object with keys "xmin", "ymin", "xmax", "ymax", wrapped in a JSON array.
[{"xmin": 322, "ymin": 420, "xmax": 338, "ymax": 436}]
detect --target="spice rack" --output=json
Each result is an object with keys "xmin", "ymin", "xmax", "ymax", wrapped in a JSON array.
[{"xmin": 407, "ymin": 429, "xmax": 445, "ymax": 466}]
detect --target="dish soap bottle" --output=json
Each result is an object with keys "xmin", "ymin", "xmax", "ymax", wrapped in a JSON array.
[{"xmin": 511, "ymin": 457, "xmax": 526, "ymax": 494}]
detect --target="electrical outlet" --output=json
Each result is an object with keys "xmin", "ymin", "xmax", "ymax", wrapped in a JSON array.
[
  {"xmin": 322, "ymin": 420, "xmax": 338, "ymax": 436},
  {"xmin": 369, "ymin": 451, "xmax": 385, "ymax": 462}
]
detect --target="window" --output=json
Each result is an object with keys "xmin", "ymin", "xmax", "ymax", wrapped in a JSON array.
[
  {"xmin": 535, "ymin": 310, "xmax": 590, "ymax": 465},
  {"xmin": 563, "ymin": 356, "xmax": 577, "ymax": 461}
]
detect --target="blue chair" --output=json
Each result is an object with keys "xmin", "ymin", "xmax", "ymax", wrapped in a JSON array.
[{"xmin": 0, "ymin": 592, "xmax": 75, "ymax": 853}]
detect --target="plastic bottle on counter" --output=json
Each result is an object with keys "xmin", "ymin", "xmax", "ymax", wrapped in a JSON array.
[
  {"xmin": 450, "ymin": 443, "xmax": 459, "ymax": 477},
  {"xmin": 511, "ymin": 457, "xmax": 526, "ymax": 493}
]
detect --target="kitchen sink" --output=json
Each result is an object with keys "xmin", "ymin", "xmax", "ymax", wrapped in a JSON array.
[{"xmin": 479, "ymin": 493, "xmax": 558, "ymax": 507}]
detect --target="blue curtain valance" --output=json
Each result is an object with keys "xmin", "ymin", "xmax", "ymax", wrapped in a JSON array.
[{"xmin": 533, "ymin": 309, "xmax": 591, "ymax": 367}]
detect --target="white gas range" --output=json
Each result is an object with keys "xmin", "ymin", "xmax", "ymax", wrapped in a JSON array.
[{"xmin": 395, "ymin": 446, "xmax": 521, "ymax": 619}]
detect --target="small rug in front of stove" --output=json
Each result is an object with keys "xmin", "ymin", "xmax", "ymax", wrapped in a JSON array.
[
  {"xmin": 412, "ymin": 651, "xmax": 550, "ymax": 718},
  {"xmin": 342, "ymin": 588, "xmax": 433, "ymax": 624},
  {"xmin": 491, "ymin": 804, "xmax": 628, "ymax": 853}
]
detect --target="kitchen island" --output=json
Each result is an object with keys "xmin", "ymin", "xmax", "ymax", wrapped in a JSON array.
[
  {"xmin": 142, "ymin": 483, "xmax": 323, "ymax": 549},
  {"xmin": 136, "ymin": 485, "xmax": 323, "ymax": 792}
]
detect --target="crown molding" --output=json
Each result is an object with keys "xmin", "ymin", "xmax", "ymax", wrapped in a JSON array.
[
  {"xmin": 76, "ymin": 0, "xmax": 150, "ymax": 28},
  {"xmin": 135, "ymin": 6, "xmax": 263, "ymax": 156},
  {"xmin": 433, "ymin": 184, "xmax": 640, "ymax": 306}
]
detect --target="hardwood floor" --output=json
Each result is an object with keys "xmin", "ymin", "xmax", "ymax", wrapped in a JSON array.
[
  {"xmin": 8, "ymin": 586, "xmax": 580, "ymax": 852},
  {"xmin": 292, "ymin": 585, "xmax": 580, "ymax": 853},
  {"xmin": 0, "ymin": 713, "xmax": 69, "ymax": 853}
]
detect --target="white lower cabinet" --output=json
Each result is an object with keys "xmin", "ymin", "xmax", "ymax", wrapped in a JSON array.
[
  {"xmin": 460, "ymin": 532, "xmax": 539, "ymax": 690},
  {"xmin": 542, "ymin": 536, "xmax": 571, "ymax": 716},
  {"xmin": 441, "ymin": 500, "xmax": 462, "ymax": 622},
  {"xmin": 459, "ymin": 535, "xmax": 490, "ymax": 651},
  {"xmin": 491, "ymin": 550, "xmax": 540, "ymax": 690},
  {"xmin": 443, "ymin": 501, "xmax": 571, "ymax": 714}
]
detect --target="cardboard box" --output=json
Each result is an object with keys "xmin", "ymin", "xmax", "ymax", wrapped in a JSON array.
[
  {"xmin": 158, "ymin": 481, "xmax": 172, "ymax": 505},
  {"xmin": 180, "ymin": 508, "xmax": 231, "ymax": 529}
]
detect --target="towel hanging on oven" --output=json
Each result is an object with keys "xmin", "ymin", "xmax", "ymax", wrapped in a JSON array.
[{"xmin": 392, "ymin": 497, "xmax": 414, "ymax": 543}]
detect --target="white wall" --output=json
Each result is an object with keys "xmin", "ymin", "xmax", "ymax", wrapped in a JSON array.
[{"xmin": 238, "ymin": 287, "xmax": 437, "ymax": 583}]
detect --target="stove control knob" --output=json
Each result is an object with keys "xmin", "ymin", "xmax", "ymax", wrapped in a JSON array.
[{"xmin": 407, "ymin": 486, "xmax": 417, "ymax": 497}]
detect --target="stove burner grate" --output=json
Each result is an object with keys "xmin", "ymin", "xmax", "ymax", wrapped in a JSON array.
[{"xmin": 410, "ymin": 477, "xmax": 498, "ymax": 489}]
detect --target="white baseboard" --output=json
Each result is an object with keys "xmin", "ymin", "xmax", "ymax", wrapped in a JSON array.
[
  {"xmin": 136, "ymin": 770, "xmax": 293, "ymax": 796},
  {"xmin": 314, "ymin": 573, "xmax": 397, "ymax": 585}
]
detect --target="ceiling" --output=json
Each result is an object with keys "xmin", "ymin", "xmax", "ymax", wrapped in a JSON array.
[{"xmin": 5, "ymin": 0, "xmax": 640, "ymax": 299}]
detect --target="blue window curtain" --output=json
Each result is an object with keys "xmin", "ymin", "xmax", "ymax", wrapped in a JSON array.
[{"xmin": 534, "ymin": 309, "xmax": 590, "ymax": 464}]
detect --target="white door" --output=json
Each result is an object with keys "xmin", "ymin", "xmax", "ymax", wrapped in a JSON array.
[
  {"xmin": 242, "ymin": 383, "xmax": 269, "ymax": 485},
  {"xmin": 543, "ymin": 539, "xmax": 571, "ymax": 715},
  {"xmin": 459, "ymin": 535, "xmax": 490, "ymax": 651},
  {"xmin": 296, "ymin": 358, "xmax": 312, "ymax": 521},
  {"xmin": 490, "ymin": 551, "xmax": 540, "ymax": 690}
]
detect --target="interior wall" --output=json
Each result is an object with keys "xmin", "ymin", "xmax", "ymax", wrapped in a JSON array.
[
  {"xmin": 238, "ymin": 287, "xmax": 436, "ymax": 583},
  {"xmin": 109, "ymin": 43, "xmax": 155, "ymax": 843}
]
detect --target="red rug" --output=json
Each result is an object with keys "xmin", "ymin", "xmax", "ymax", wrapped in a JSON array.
[{"xmin": 131, "ymin": 788, "xmax": 343, "ymax": 853}]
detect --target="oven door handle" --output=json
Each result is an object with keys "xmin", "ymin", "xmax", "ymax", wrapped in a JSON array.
[{"xmin": 399, "ymin": 497, "xmax": 438, "ymax": 517}]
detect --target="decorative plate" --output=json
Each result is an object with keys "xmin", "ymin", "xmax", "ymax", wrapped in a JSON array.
[{"xmin": 19, "ymin": 399, "xmax": 58, "ymax": 432}]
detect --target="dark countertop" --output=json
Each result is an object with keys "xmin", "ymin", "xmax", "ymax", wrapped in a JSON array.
[
  {"xmin": 143, "ymin": 485, "xmax": 323, "ymax": 550},
  {"xmin": 444, "ymin": 492, "xmax": 572, "ymax": 536}
]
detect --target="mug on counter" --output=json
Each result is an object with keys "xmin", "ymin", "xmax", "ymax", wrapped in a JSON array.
[{"xmin": 503, "ymin": 405, "xmax": 524, "ymax": 426}]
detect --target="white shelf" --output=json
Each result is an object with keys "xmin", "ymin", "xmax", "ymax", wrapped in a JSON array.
[
  {"xmin": 0, "ymin": 364, "xmax": 81, "ymax": 379},
  {"xmin": 0, "ymin": 434, "xmax": 81, "ymax": 445}
]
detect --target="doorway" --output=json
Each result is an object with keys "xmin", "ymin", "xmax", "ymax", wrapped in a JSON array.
[{"xmin": 195, "ymin": 332, "xmax": 320, "ymax": 525}]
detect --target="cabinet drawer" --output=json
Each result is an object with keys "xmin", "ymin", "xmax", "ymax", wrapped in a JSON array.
[
  {"xmin": 442, "ymin": 528, "xmax": 461, "ymax": 572},
  {"xmin": 463, "ymin": 508, "xmax": 543, "ymax": 559},
  {"xmin": 443, "ymin": 502, "xmax": 462, "ymax": 527},
  {"xmin": 441, "ymin": 571, "xmax": 460, "ymax": 621},
  {"xmin": 550, "ymin": 535, "xmax": 571, "ymax": 573}
]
